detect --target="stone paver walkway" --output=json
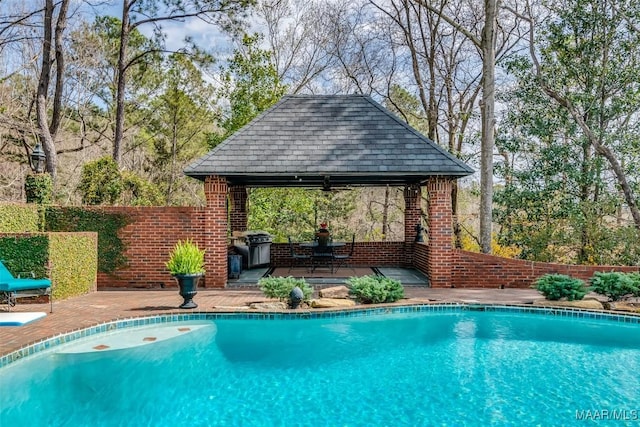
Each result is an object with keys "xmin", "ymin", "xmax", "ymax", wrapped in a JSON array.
[{"xmin": 0, "ymin": 287, "xmax": 541, "ymax": 357}]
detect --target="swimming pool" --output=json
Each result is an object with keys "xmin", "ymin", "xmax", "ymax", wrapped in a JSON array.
[{"xmin": 1, "ymin": 305, "xmax": 639, "ymax": 426}]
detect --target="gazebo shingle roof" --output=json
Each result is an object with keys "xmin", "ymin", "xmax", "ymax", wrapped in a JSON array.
[{"xmin": 184, "ymin": 95, "xmax": 474, "ymax": 188}]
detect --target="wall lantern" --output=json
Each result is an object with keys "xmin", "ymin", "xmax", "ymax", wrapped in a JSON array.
[{"xmin": 30, "ymin": 143, "xmax": 46, "ymax": 173}]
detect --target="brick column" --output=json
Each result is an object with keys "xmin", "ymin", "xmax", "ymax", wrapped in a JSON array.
[
  {"xmin": 229, "ymin": 185, "xmax": 248, "ymax": 233},
  {"xmin": 403, "ymin": 184, "xmax": 421, "ymax": 265},
  {"xmin": 426, "ymin": 177, "xmax": 453, "ymax": 288},
  {"xmin": 204, "ymin": 176, "xmax": 228, "ymax": 288}
]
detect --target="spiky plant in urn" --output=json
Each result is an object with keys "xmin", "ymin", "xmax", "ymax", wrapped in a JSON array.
[{"xmin": 166, "ymin": 239, "xmax": 205, "ymax": 309}]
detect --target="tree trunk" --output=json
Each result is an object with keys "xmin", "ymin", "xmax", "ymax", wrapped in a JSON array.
[
  {"xmin": 479, "ymin": 0, "xmax": 499, "ymax": 253},
  {"xmin": 36, "ymin": 0, "xmax": 58, "ymax": 183},
  {"xmin": 382, "ymin": 185, "xmax": 390, "ymax": 241},
  {"xmin": 51, "ymin": 0, "xmax": 69, "ymax": 137},
  {"xmin": 113, "ymin": 0, "xmax": 132, "ymax": 165}
]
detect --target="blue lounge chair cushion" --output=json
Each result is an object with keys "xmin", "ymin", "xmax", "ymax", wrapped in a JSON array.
[
  {"xmin": 0, "ymin": 260, "xmax": 51, "ymax": 292},
  {"xmin": 0, "ymin": 279, "xmax": 51, "ymax": 292}
]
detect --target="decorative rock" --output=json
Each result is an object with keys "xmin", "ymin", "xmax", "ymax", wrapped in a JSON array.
[
  {"xmin": 319, "ymin": 285, "xmax": 350, "ymax": 299},
  {"xmin": 310, "ymin": 298, "xmax": 356, "ymax": 308},
  {"xmin": 249, "ymin": 301, "xmax": 288, "ymax": 310},
  {"xmin": 604, "ymin": 302, "xmax": 640, "ymax": 313},
  {"xmin": 533, "ymin": 298, "xmax": 604, "ymax": 310}
]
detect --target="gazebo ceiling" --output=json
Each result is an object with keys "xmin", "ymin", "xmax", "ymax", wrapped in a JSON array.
[{"xmin": 184, "ymin": 95, "xmax": 474, "ymax": 188}]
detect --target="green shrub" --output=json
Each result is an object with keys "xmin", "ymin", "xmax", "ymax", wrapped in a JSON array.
[
  {"xmin": 78, "ymin": 157, "xmax": 123, "ymax": 205},
  {"xmin": 628, "ymin": 272, "xmax": 640, "ymax": 293},
  {"xmin": 259, "ymin": 276, "xmax": 313, "ymax": 302},
  {"xmin": 121, "ymin": 172, "xmax": 164, "ymax": 206},
  {"xmin": 0, "ymin": 235, "xmax": 49, "ymax": 278},
  {"xmin": 25, "ymin": 174, "xmax": 53, "ymax": 204},
  {"xmin": 166, "ymin": 239, "xmax": 205, "ymax": 275},
  {"xmin": 0, "ymin": 204, "xmax": 40, "ymax": 232},
  {"xmin": 49, "ymin": 233, "xmax": 98, "ymax": 300},
  {"xmin": 590, "ymin": 271, "xmax": 640, "ymax": 301},
  {"xmin": 534, "ymin": 274, "xmax": 588, "ymax": 301},
  {"xmin": 347, "ymin": 275, "xmax": 404, "ymax": 304}
]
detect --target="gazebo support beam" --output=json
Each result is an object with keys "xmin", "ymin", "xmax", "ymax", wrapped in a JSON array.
[
  {"xmin": 404, "ymin": 184, "xmax": 422, "ymax": 265},
  {"xmin": 427, "ymin": 177, "xmax": 454, "ymax": 288},
  {"xmin": 229, "ymin": 185, "xmax": 248, "ymax": 233},
  {"xmin": 204, "ymin": 175, "xmax": 228, "ymax": 288}
]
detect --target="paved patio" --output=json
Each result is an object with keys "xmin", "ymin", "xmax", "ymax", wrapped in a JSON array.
[{"xmin": 0, "ymin": 287, "xmax": 544, "ymax": 357}]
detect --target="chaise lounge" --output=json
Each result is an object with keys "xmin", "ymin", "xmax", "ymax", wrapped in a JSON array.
[{"xmin": 0, "ymin": 260, "xmax": 52, "ymax": 311}]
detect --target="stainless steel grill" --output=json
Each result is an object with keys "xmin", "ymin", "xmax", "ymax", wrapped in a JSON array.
[{"xmin": 238, "ymin": 231, "xmax": 272, "ymax": 269}]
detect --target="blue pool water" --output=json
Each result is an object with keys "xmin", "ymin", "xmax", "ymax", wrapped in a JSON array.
[{"xmin": 1, "ymin": 309, "xmax": 640, "ymax": 426}]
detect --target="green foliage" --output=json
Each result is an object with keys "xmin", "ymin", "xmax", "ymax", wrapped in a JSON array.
[
  {"xmin": 0, "ymin": 235, "xmax": 49, "ymax": 278},
  {"xmin": 166, "ymin": 239, "xmax": 205, "ymax": 275},
  {"xmin": 534, "ymin": 274, "xmax": 589, "ymax": 301},
  {"xmin": 247, "ymin": 188, "xmax": 357, "ymax": 242},
  {"xmin": 347, "ymin": 275, "xmax": 405, "ymax": 304},
  {"xmin": 0, "ymin": 204, "xmax": 40, "ymax": 232},
  {"xmin": 258, "ymin": 276, "xmax": 313, "ymax": 302},
  {"xmin": 48, "ymin": 233, "xmax": 98, "ymax": 300},
  {"xmin": 210, "ymin": 33, "xmax": 287, "ymax": 147},
  {"xmin": 121, "ymin": 172, "xmax": 164, "ymax": 206},
  {"xmin": 496, "ymin": 1, "xmax": 640, "ymax": 266},
  {"xmin": 45, "ymin": 207, "xmax": 130, "ymax": 274},
  {"xmin": 590, "ymin": 271, "xmax": 640, "ymax": 302},
  {"xmin": 384, "ymin": 84, "xmax": 429, "ymax": 135},
  {"xmin": 142, "ymin": 54, "xmax": 213, "ymax": 205},
  {"xmin": 24, "ymin": 174, "xmax": 53, "ymax": 205},
  {"xmin": 78, "ymin": 157, "xmax": 124, "ymax": 205}
]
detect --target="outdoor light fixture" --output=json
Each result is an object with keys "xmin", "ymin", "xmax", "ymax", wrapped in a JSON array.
[{"xmin": 30, "ymin": 143, "xmax": 46, "ymax": 173}]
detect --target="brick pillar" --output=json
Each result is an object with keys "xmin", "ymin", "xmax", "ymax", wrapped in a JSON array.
[
  {"xmin": 426, "ymin": 177, "xmax": 453, "ymax": 288},
  {"xmin": 204, "ymin": 176, "xmax": 228, "ymax": 288},
  {"xmin": 403, "ymin": 184, "xmax": 421, "ymax": 265},
  {"xmin": 229, "ymin": 185, "xmax": 248, "ymax": 233}
]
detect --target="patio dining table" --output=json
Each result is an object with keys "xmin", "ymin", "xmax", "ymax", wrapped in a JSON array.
[
  {"xmin": 299, "ymin": 241, "xmax": 346, "ymax": 273},
  {"xmin": 299, "ymin": 241, "xmax": 346, "ymax": 249}
]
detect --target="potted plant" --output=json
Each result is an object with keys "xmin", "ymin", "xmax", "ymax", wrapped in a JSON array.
[
  {"xmin": 316, "ymin": 222, "xmax": 330, "ymax": 245},
  {"xmin": 166, "ymin": 239, "xmax": 205, "ymax": 309}
]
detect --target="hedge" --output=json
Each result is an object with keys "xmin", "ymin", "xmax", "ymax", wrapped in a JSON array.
[
  {"xmin": 0, "ymin": 204, "xmax": 40, "ymax": 232},
  {"xmin": 0, "ymin": 232, "xmax": 97, "ymax": 301}
]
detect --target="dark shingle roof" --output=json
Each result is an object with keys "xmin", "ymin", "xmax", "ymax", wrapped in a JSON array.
[{"xmin": 184, "ymin": 95, "xmax": 473, "ymax": 188}]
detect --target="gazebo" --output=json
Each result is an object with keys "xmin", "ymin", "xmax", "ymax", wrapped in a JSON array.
[{"xmin": 184, "ymin": 95, "xmax": 474, "ymax": 288}]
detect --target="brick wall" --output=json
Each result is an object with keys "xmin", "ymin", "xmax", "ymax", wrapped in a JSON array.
[
  {"xmin": 95, "ymin": 207, "xmax": 205, "ymax": 289},
  {"xmin": 413, "ymin": 242, "xmax": 429, "ymax": 277},
  {"xmin": 404, "ymin": 185, "xmax": 422, "ymax": 242},
  {"xmin": 75, "ymin": 204, "xmax": 640, "ymax": 291},
  {"xmin": 229, "ymin": 185, "xmax": 248, "ymax": 233},
  {"xmin": 451, "ymin": 250, "xmax": 640, "ymax": 288}
]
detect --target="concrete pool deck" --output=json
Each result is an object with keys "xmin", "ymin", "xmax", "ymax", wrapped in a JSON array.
[{"xmin": 1, "ymin": 287, "xmax": 543, "ymax": 357}]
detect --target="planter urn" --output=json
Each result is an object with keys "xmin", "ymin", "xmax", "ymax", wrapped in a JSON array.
[{"xmin": 173, "ymin": 273, "xmax": 203, "ymax": 309}]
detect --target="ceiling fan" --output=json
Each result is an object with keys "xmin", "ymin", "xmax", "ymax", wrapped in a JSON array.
[{"xmin": 320, "ymin": 175, "xmax": 352, "ymax": 192}]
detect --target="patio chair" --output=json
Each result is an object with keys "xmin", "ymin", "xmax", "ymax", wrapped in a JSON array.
[
  {"xmin": 333, "ymin": 234, "xmax": 355, "ymax": 273},
  {"xmin": 288, "ymin": 237, "xmax": 311, "ymax": 272},
  {"xmin": 311, "ymin": 240, "xmax": 334, "ymax": 273},
  {"xmin": 0, "ymin": 260, "xmax": 52, "ymax": 312}
]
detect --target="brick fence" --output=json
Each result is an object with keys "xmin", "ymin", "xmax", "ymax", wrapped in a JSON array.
[
  {"xmin": 45, "ymin": 206, "xmax": 637, "ymax": 290},
  {"xmin": 450, "ymin": 250, "xmax": 639, "ymax": 288},
  {"xmin": 94, "ymin": 207, "xmax": 205, "ymax": 289}
]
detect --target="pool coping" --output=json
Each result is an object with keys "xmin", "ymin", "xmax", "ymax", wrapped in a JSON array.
[{"xmin": 2, "ymin": 302, "xmax": 640, "ymax": 369}]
